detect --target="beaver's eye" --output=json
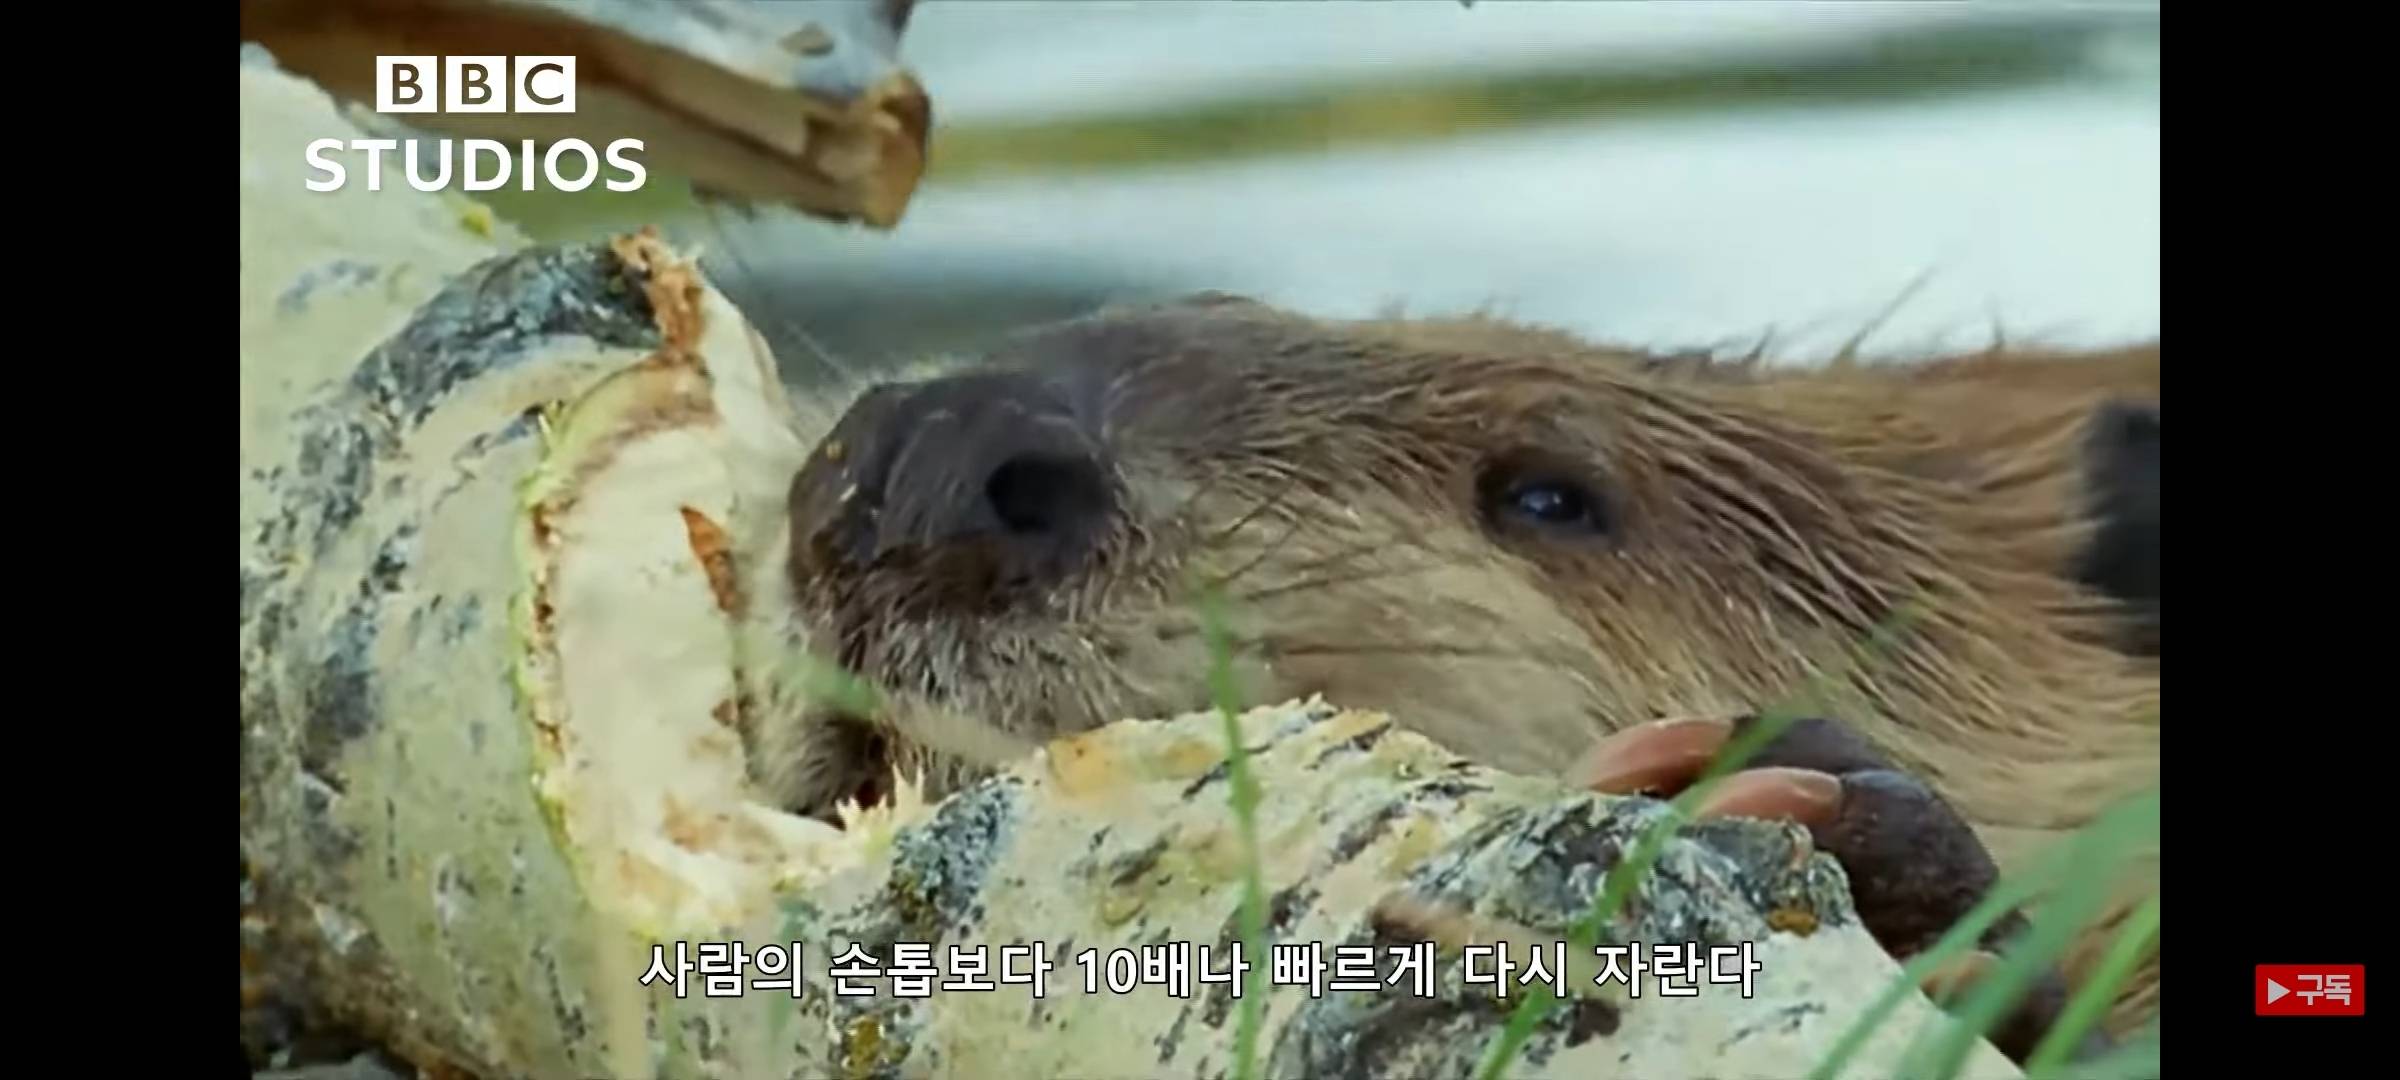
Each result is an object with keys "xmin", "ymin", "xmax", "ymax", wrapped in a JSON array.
[
  {"xmin": 1476, "ymin": 457, "xmax": 1613, "ymax": 539},
  {"xmin": 1504, "ymin": 480, "xmax": 1598, "ymax": 529}
]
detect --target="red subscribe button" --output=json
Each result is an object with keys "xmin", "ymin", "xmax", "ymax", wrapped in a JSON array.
[{"xmin": 2256, "ymin": 964, "xmax": 2365, "ymax": 1016}]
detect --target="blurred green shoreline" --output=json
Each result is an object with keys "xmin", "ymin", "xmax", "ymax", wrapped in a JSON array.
[{"xmin": 476, "ymin": 13, "xmax": 2157, "ymax": 243}]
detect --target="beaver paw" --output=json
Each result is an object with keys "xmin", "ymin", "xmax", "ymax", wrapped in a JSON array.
[{"xmin": 1574, "ymin": 715, "xmax": 2108, "ymax": 1068}]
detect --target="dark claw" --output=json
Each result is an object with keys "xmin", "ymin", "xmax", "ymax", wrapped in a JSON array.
[
  {"xmin": 1732, "ymin": 714, "xmax": 1898, "ymax": 780},
  {"xmin": 1729, "ymin": 715, "xmax": 2099, "ymax": 1067},
  {"xmin": 1814, "ymin": 767, "xmax": 2001, "ymax": 959}
]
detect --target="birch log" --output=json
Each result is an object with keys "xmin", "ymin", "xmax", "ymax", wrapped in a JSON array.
[{"xmin": 239, "ymin": 49, "xmax": 2021, "ymax": 1080}]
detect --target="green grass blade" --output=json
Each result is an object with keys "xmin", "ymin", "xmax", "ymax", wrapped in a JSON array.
[
  {"xmin": 1897, "ymin": 788, "xmax": 2159, "ymax": 1078},
  {"xmin": 785, "ymin": 650, "xmax": 885, "ymax": 718},
  {"xmin": 1196, "ymin": 583, "xmax": 1271, "ymax": 1080},
  {"xmin": 1805, "ymin": 787, "xmax": 2157, "ymax": 1080},
  {"xmin": 2025, "ymin": 894, "xmax": 2159, "ymax": 1078},
  {"xmin": 1805, "ymin": 849, "xmax": 2073, "ymax": 1079},
  {"xmin": 2042, "ymin": 1024, "xmax": 2159, "ymax": 1080},
  {"xmin": 1473, "ymin": 703, "xmax": 1810, "ymax": 1080},
  {"xmin": 1478, "ymin": 604, "xmax": 1927, "ymax": 1080}
]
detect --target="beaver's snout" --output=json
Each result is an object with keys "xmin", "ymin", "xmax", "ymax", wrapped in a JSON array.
[{"xmin": 790, "ymin": 369, "xmax": 1122, "ymax": 613}]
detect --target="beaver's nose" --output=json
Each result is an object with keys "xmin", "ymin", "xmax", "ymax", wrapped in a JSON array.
[
  {"xmin": 798, "ymin": 371, "xmax": 1118, "ymax": 600},
  {"xmin": 981, "ymin": 450, "xmax": 1112, "ymax": 539}
]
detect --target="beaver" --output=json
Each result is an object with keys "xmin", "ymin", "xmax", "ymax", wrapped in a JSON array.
[{"xmin": 759, "ymin": 291, "xmax": 2160, "ymax": 1066}]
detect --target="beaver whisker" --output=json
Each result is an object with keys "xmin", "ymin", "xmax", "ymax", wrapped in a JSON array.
[
  {"xmin": 1202, "ymin": 499, "xmax": 1313, "ymax": 591},
  {"xmin": 1257, "ymin": 640, "xmax": 1567, "ymax": 664},
  {"xmin": 1195, "ymin": 474, "xmax": 1306, "ymax": 554},
  {"xmin": 1212, "ymin": 534, "xmax": 1388, "ymax": 597},
  {"xmin": 1247, "ymin": 535, "xmax": 1397, "ymax": 575},
  {"xmin": 1229, "ymin": 529, "xmax": 1446, "ymax": 582},
  {"xmin": 1236, "ymin": 556, "xmax": 1456, "ymax": 604},
  {"xmin": 1158, "ymin": 469, "xmax": 1231, "ymax": 541}
]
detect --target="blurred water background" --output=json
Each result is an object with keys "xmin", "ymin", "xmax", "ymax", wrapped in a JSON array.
[{"xmin": 482, "ymin": 0, "xmax": 2161, "ymax": 386}]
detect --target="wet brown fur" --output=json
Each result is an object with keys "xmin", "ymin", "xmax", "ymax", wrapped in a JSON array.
[{"xmin": 759, "ymin": 295, "xmax": 2159, "ymax": 1039}]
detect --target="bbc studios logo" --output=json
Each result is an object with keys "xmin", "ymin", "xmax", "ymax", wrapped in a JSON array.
[{"xmin": 304, "ymin": 55, "xmax": 646, "ymax": 194}]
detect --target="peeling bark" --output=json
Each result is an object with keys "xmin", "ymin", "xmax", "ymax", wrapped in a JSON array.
[{"xmin": 240, "ymin": 51, "xmax": 2020, "ymax": 1080}]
